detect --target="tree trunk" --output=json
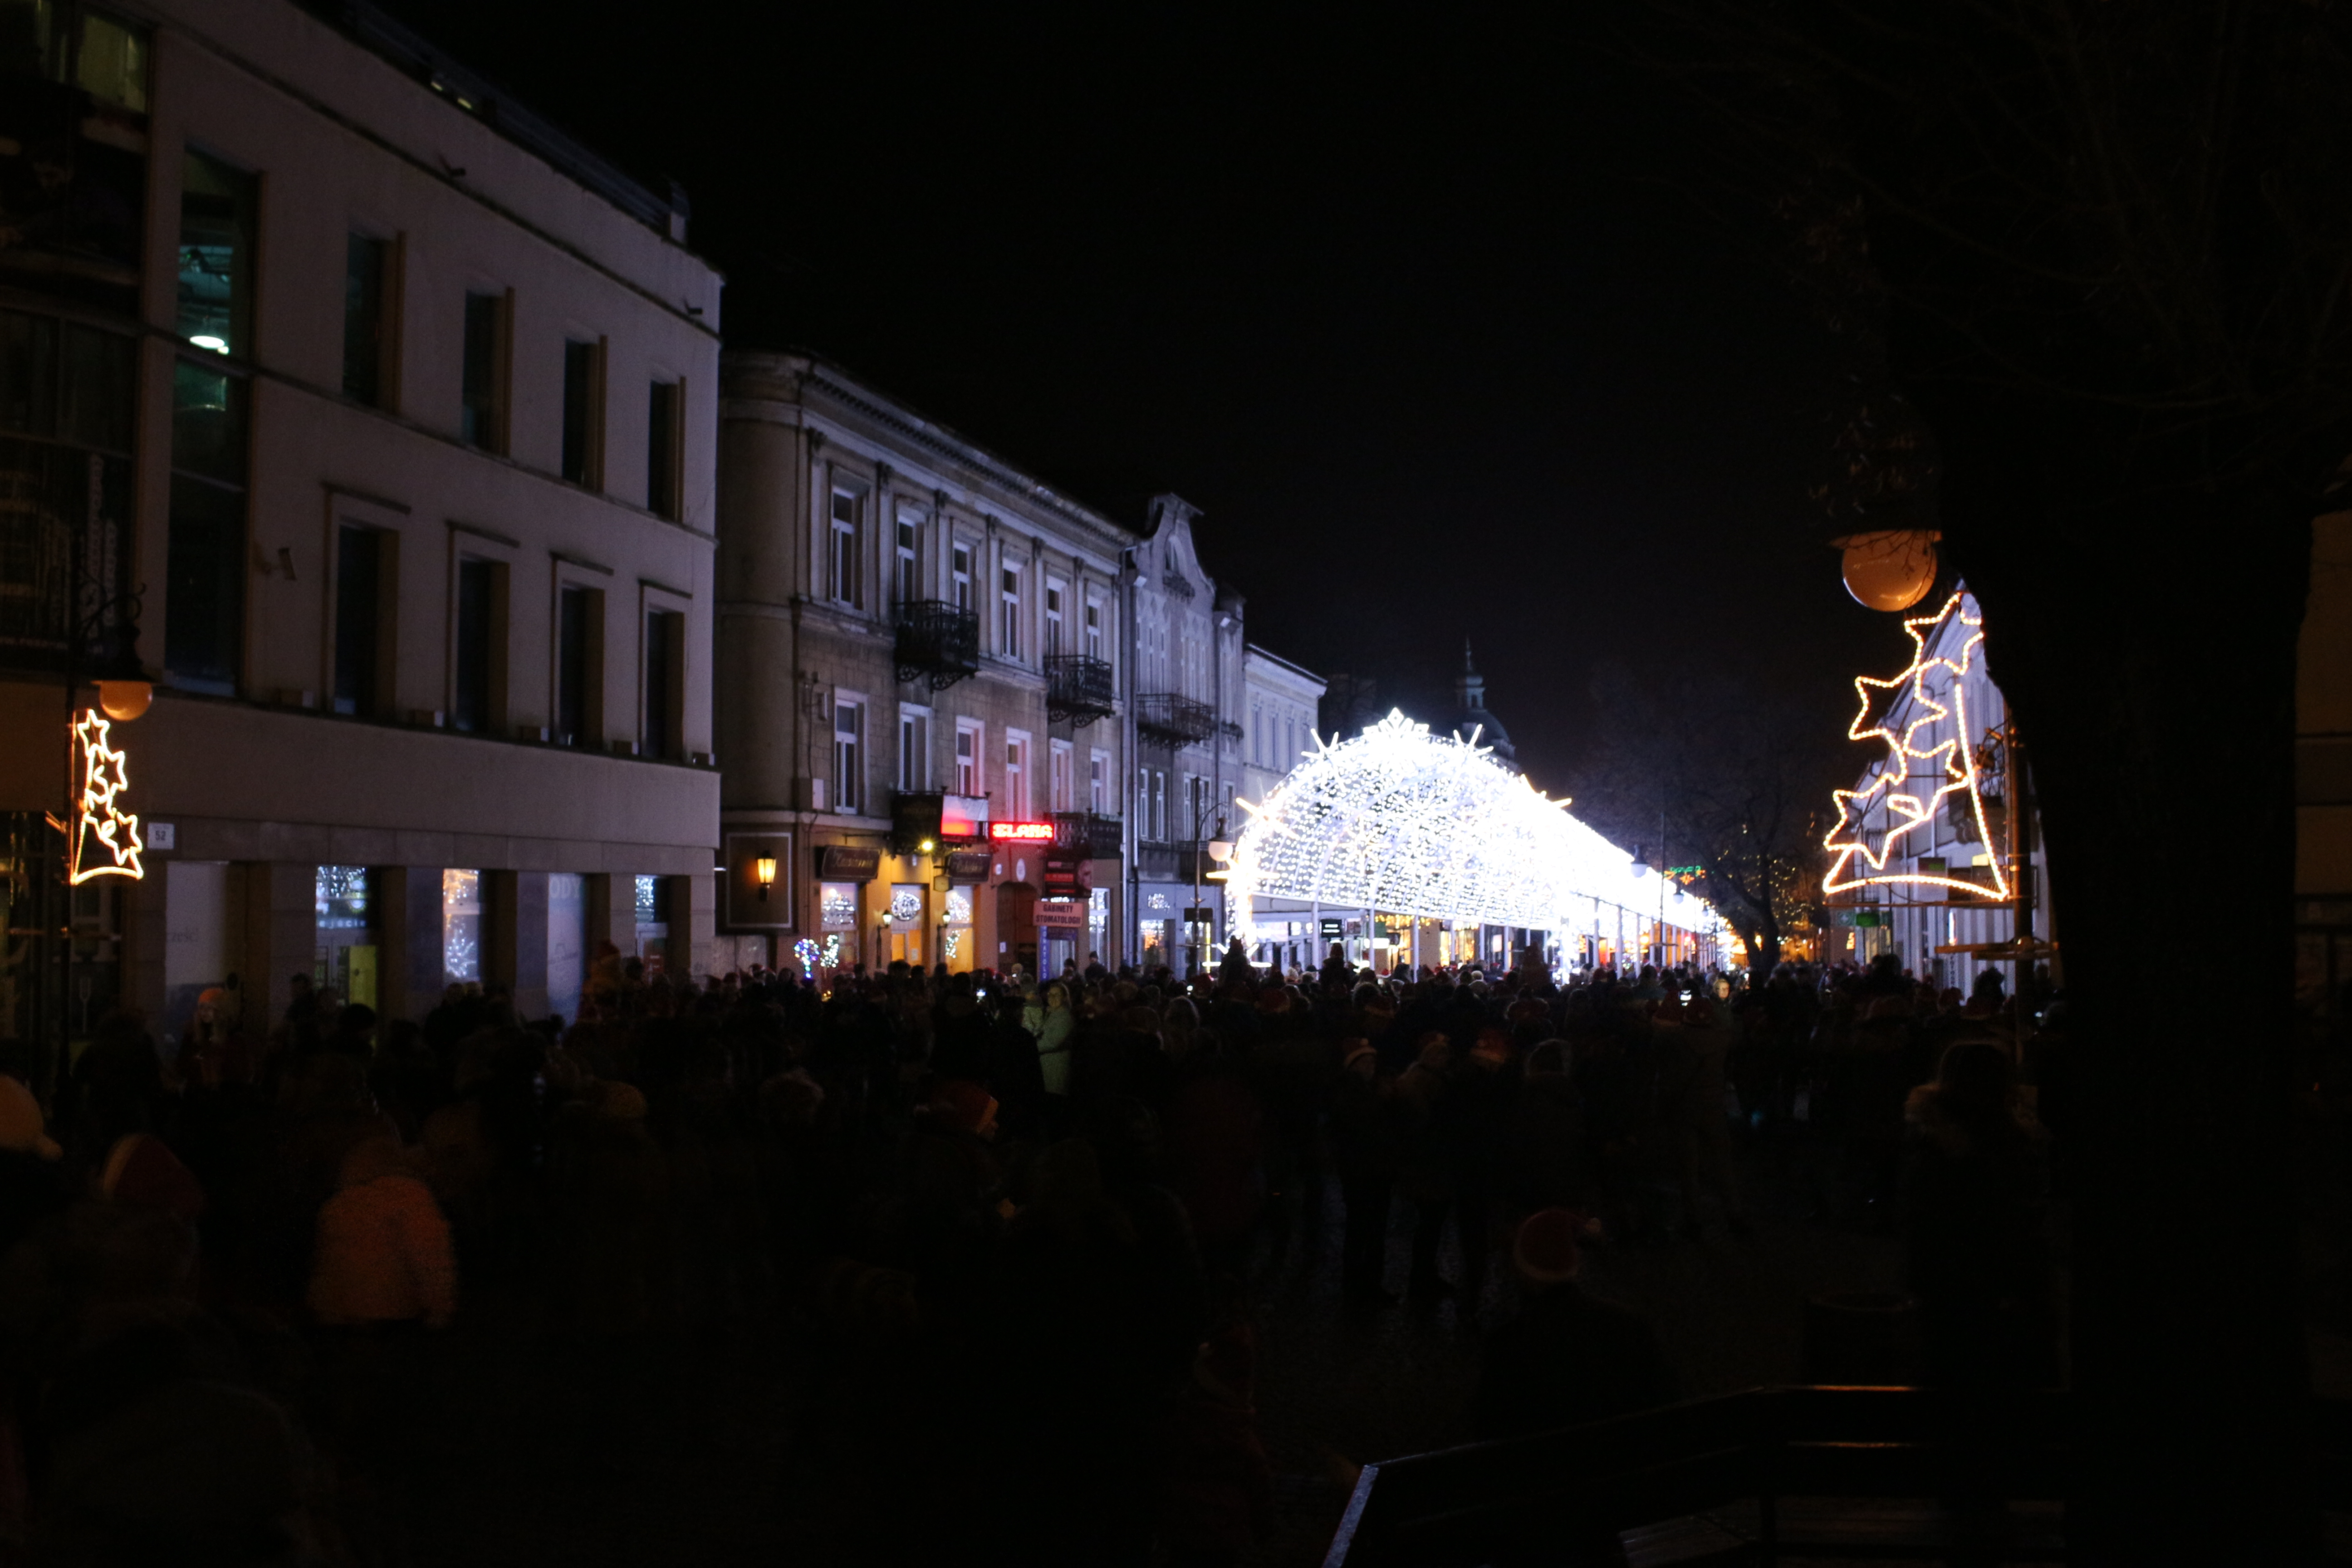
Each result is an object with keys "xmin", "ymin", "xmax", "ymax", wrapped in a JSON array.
[{"xmin": 1931, "ymin": 401, "xmax": 2316, "ymax": 1561}]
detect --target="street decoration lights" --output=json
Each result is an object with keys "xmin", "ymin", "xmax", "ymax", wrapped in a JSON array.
[
  {"xmin": 1822, "ymin": 589, "xmax": 2011, "ymax": 901},
  {"xmin": 65, "ymin": 712, "xmax": 144, "ymax": 885},
  {"xmin": 1222, "ymin": 710, "xmax": 1725, "ymax": 951}
]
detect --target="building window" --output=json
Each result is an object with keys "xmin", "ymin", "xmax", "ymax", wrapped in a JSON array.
[
  {"xmin": 1153, "ymin": 769, "xmax": 1167, "ymax": 842},
  {"xmin": 1050, "ymin": 740, "xmax": 1074, "ymax": 813},
  {"xmin": 561, "ymin": 338, "xmax": 603, "ymax": 486},
  {"xmin": 951, "ymin": 543, "xmax": 972, "ymax": 612},
  {"xmin": 956, "ymin": 720, "xmax": 982, "ymax": 797},
  {"xmin": 829, "ymin": 489, "xmax": 861, "ymax": 607},
  {"xmin": 644, "ymin": 608, "xmax": 683, "ymax": 760},
  {"xmin": 895, "ymin": 513, "xmax": 920, "ymax": 607},
  {"xmin": 833, "ymin": 697, "xmax": 864, "ymax": 814},
  {"xmin": 647, "ymin": 378, "xmax": 681, "ymax": 519},
  {"xmin": 898, "ymin": 706, "xmax": 930, "ymax": 792},
  {"xmin": 164, "ymin": 359, "xmax": 247, "ymax": 691},
  {"xmin": 460, "ymin": 290, "xmax": 506, "ymax": 452},
  {"xmin": 452, "ymin": 556, "xmax": 504, "ymax": 734},
  {"xmin": 343, "ymin": 233, "xmax": 390, "ymax": 406},
  {"xmin": 1004, "ymin": 735, "xmax": 1029, "ymax": 820},
  {"xmin": 178, "ymin": 152, "xmax": 254, "ymax": 357},
  {"xmin": 1084, "ymin": 596, "xmax": 1102, "ymax": 660},
  {"xmin": 1000, "ymin": 564, "xmax": 1021, "ymax": 660},
  {"xmin": 332, "ymin": 525, "xmax": 389, "ymax": 717},
  {"xmin": 557, "ymin": 583, "xmax": 602, "ymax": 745},
  {"xmin": 1045, "ymin": 580, "xmax": 1064, "ymax": 656},
  {"xmin": 1089, "ymin": 752, "xmax": 1109, "ymax": 813}
]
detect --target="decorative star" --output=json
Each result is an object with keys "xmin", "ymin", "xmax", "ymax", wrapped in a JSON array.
[
  {"xmin": 70, "ymin": 711, "xmax": 145, "ymax": 885},
  {"xmin": 1822, "ymin": 591, "xmax": 2010, "ymax": 900}
]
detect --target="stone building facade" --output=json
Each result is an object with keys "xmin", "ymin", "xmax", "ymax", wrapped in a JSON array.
[
  {"xmin": 0, "ymin": 0, "xmax": 721, "ymax": 1052},
  {"xmin": 1121, "ymin": 496, "xmax": 1246, "ymax": 972},
  {"xmin": 715, "ymin": 353, "xmax": 1133, "ymax": 982}
]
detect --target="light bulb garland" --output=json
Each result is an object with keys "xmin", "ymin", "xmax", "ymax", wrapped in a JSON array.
[
  {"xmin": 1223, "ymin": 710, "xmax": 1725, "ymax": 946},
  {"xmin": 1822, "ymin": 589, "xmax": 2012, "ymax": 900}
]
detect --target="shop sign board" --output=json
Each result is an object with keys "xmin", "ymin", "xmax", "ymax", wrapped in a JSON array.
[
  {"xmin": 819, "ymin": 845, "xmax": 882, "ymax": 881},
  {"xmin": 1035, "ymin": 900, "xmax": 1087, "ymax": 930}
]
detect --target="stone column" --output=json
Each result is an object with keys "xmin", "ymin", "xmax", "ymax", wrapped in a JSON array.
[
  {"xmin": 669, "ymin": 870, "xmax": 713, "ymax": 983},
  {"xmin": 377, "ymin": 867, "xmax": 446, "ymax": 1024},
  {"xmin": 495, "ymin": 871, "xmax": 549, "ymax": 1020},
  {"xmin": 240, "ymin": 862, "xmax": 317, "ymax": 1031}
]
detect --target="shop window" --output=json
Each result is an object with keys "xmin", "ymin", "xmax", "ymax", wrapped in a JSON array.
[
  {"xmin": 547, "ymin": 872, "xmax": 585, "ymax": 1024},
  {"xmin": 442, "ymin": 868, "xmax": 481, "ymax": 985},
  {"xmin": 178, "ymin": 152, "xmax": 254, "ymax": 357},
  {"xmin": 316, "ymin": 865, "xmax": 376, "ymax": 1007}
]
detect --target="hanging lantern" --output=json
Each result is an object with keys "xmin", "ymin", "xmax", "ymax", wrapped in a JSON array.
[{"xmin": 1834, "ymin": 529, "xmax": 1942, "ymax": 612}]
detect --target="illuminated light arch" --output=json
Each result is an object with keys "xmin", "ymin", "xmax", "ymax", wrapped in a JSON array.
[
  {"xmin": 1224, "ymin": 710, "xmax": 1723, "ymax": 941},
  {"xmin": 1823, "ymin": 590, "xmax": 2011, "ymax": 900},
  {"xmin": 69, "ymin": 710, "xmax": 145, "ymax": 885}
]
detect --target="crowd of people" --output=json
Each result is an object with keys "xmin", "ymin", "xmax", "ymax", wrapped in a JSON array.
[{"xmin": 0, "ymin": 939, "xmax": 2063, "ymax": 1566}]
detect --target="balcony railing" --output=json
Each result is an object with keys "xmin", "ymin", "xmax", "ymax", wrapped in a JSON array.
[
  {"xmin": 1044, "ymin": 653, "xmax": 1115, "ymax": 726},
  {"xmin": 1051, "ymin": 811, "xmax": 1122, "ymax": 859},
  {"xmin": 892, "ymin": 599, "xmax": 979, "ymax": 691},
  {"xmin": 1135, "ymin": 691, "xmax": 1215, "ymax": 745}
]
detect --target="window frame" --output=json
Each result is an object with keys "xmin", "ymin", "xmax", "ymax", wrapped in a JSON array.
[
  {"xmin": 560, "ymin": 333, "xmax": 607, "ymax": 489},
  {"xmin": 832, "ymin": 690, "xmax": 867, "ymax": 816},
  {"xmin": 460, "ymin": 286, "xmax": 512, "ymax": 454},
  {"xmin": 639, "ymin": 584, "xmax": 690, "ymax": 760},
  {"xmin": 955, "ymin": 718, "xmax": 984, "ymax": 798},
  {"xmin": 828, "ymin": 483, "xmax": 864, "ymax": 608},
  {"xmin": 1004, "ymin": 729, "xmax": 1031, "ymax": 821},
  {"xmin": 1000, "ymin": 560, "xmax": 1022, "ymax": 661},
  {"xmin": 897, "ymin": 701, "xmax": 932, "ymax": 794}
]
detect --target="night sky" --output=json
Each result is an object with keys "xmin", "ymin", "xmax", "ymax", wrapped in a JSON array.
[{"xmin": 380, "ymin": 1, "xmax": 1896, "ymax": 793}]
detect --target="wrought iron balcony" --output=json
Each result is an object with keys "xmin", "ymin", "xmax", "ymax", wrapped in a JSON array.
[
  {"xmin": 1051, "ymin": 811, "xmax": 1123, "ymax": 860},
  {"xmin": 0, "ymin": 439, "xmax": 139, "ymax": 680},
  {"xmin": 1045, "ymin": 653, "xmax": 1116, "ymax": 726},
  {"xmin": 1135, "ymin": 691, "xmax": 1216, "ymax": 745},
  {"xmin": 892, "ymin": 599, "xmax": 979, "ymax": 690}
]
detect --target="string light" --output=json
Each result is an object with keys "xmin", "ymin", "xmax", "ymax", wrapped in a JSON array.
[
  {"xmin": 1224, "ymin": 710, "xmax": 1725, "ymax": 946},
  {"xmin": 69, "ymin": 711, "xmax": 143, "ymax": 885},
  {"xmin": 1823, "ymin": 590, "xmax": 2012, "ymax": 900}
]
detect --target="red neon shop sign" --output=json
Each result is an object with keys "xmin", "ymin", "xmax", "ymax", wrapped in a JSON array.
[{"xmin": 988, "ymin": 820, "xmax": 1057, "ymax": 842}]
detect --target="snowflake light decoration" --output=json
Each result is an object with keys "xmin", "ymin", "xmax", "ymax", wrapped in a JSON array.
[
  {"xmin": 69, "ymin": 711, "xmax": 143, "ymax": 885},
  {"xmin": 1223, "ymin": 710, "xmax": 1723, "ymax": 942},
  {"xmin": 792, "ymin": 937, "xmax": 823, "ymax": 975},
  {"xmin": 1823, "ymin": 589, "xmax": 2011, "ymax": 900}
]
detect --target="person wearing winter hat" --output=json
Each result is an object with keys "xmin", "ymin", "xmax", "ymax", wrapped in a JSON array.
[{"xmin": 1473, "ymin": 1209, "xmax": 1676, "ymax": 1441}]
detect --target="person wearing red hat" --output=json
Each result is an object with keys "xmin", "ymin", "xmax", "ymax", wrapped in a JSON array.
[{"xmin": 1472, "ymin": 1208, "xmax": 1676, "ymax": 1441}]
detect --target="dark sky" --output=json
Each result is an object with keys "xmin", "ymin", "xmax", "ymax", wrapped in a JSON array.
[{"xmin": 381, "ymin": 0, "xmax": 1894, "ymax": 793}]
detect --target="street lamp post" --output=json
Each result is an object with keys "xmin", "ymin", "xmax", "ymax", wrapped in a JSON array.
[{"xmin": 1186, "ymin": 803, "xmax": 1230, "ymax": 979}]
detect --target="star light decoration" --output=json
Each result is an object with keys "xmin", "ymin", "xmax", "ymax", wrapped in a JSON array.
[
  {"xmin": 69, "ymin": 711, "xmax": 144, "ymax": 885},
  {"xmin": 1822, "ymin": 589, "xmax": 2011, "ymax": 900},
  {"xmin": 1222, "ymin": 710, "xmax": 1724, "ymax": 942}
]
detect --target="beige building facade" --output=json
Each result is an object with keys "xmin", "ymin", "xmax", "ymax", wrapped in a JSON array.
[
  {"xmin": 716, "ymin": 353, "xmax": 1133, "ymax": 982},
  {"xmin": 0, "ymin": 0, "xmax": 721, "ymax": 1053}
]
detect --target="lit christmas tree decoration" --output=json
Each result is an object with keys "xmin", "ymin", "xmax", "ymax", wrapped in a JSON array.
[
  {"xmin": 1223, "ymin": 710, "xmax": 1721, "ymax": 944},
  {"xmin": 1823, "ymin": 589, "xmax": 2012, "ymax": 899}
]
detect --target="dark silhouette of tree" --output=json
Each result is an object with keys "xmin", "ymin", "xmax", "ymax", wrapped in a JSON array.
[
  {"xmin": 1637, "ymin": 2, "xmax": 2352, "ymax": 1557},
  {"xmin": 1571, "ymin": 662, "xmax": 1837, "ymax": 975}
]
